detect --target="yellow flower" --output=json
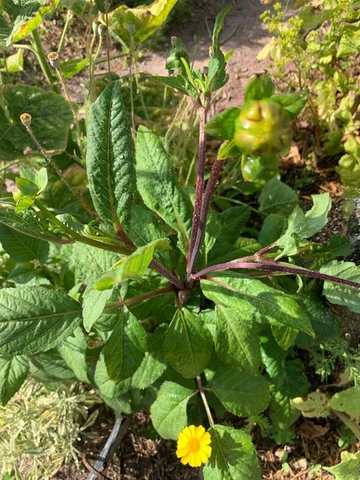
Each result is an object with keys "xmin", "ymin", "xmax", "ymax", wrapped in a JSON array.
[{"xmin": 176, "ymin": 425, "xmax": 212, "ymax": 467}]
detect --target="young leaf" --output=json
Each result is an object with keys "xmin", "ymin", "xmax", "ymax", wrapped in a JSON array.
[
  {"xmin": 150, "ymin": 381, "xmax": 196, "ymax": 440},
  {"xmin": 164, "ymin": 308, "xmax": 213, "ymax": 379},
  {"xmin": 0, "ymin": 84, "xmax": 72, "ymax": 160},
  {"xmin": 0, "ymin": 287, "xmax": 82, "ymax": 355},
  {"xmin": 104, "ymin": 311, "xmax": 147, "ymax": 382},
  {"xmin": 320, "ymin": 261, "xmax": 360, "ymax": 313},
  {"xmin": 94, "ymin": 238, "xmax": 170, "ymax": 290},
  {"xmin": 271, "ymin": 92, "xmax": 307, "ymax": 120},
  {"xmin": 258, "ymin": 178, "xmax": 299, "ymax": 216},
  {"xmin": 214, "ymin": 306, "xmax": 261, "ymax": 373},
  {"xmin": 208, "ymin": 366, "xmax": 270, "ymax": 417},
  {"xmin": 329, "ymin": 387, "xmax": 360, "ymax": 419},
  {"xmin": 0, "ymin": 223, "xmax": 49, "ymax": 264},
  {"xmin": 244, "ymin": 74, "xmax": 275, "ymax": 101},
  {"xmin": 136, "ymin": 126, "xmax": 192, "ymax": 249},
  {"xmin": 201, "ymin": 276, "xmax": 314, "ymax": 337},
  {"xmin": 204, "ymin": 108, "xmax": 241, "ymax": 140},
  {"xmin": 203, "ymin": 425, "xmax": 261, "ymax": 480},
  {"xmin": 0, "ymin": 355, "xmax": 29, "ymax": 406},
  {"xmin": 86, "ymin": 81, "xmax": 135, "ymax": 228}
]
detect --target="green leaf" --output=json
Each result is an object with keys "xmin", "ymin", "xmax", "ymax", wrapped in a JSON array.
[
  {"xmin": 164, "ymin": 308, "xmax": 213, "ymax": 378},
  {"xmin": 271, "ymin": 92, "xmax": 307, "ymax": 120},
  {"xmin": 0, "ymin": 223, "xmax": 49, "ymax": 263},
  {"xmin": 152, "ymin": 75, "xmax": 194, "ymax": 97},
  {"xmin": 330, "ymin": 387, "xmax": 360, "ymax": 418},
  {"xmin": 324, "ymin": 451, "xmax": 360, "ymax": 480},
  {"xmin": 203, "ymin": 425, "xmax": 261, "ymax": 480},
  {"xmin": 214, "ymin": 306, "xmax": 261, "ymax": 373},
  {"xmin": 291, "ymin": 392, "xmax": 331, "ymax": 418},
  {"xmin": 244, "ymin": 74, "xmax": 275, "ymax": 101},
  {"xmin": 305, "ymin": 193, "xmax": 331, "ymax": 236},
  {"xmin": 320, "ymin": 261, "xmax": 360, "ymax": 313},
  {"xmin": 86, "ymin": 81, "xmax": 135, "ymax": 228},
  {"xmin": 271, "ymin": 324, "xmax": 298, "ymax": 350},
  {"xmin": 201, "ymin": 276, "xmax": 314, "ymax": 336},
  {"xmin": 0, "ymin": 355, "xmax": 29, "ymax": 406},
  {"xmin": 0, "ymin": 210, "xmax": 62, "ymax": 244},
  {"xmin": 208, "ymin": 366, "xmax": 269, "ymax": 417},
  {"xmin": 132, "ymin": 325, "xmax": 167, "ymax": 389},
  {"xmin": 107, "ymin": 0, "xmax": 178, "ymax": 46},
  {"xmin": 0, "ymin": 84, "xmax": 73, "ymax": 161},
  {"xmin": 30, "ymin": 349, "xmax": 75, "ymax": 382},
  {"xmin": 60, "ymin": 57, "xmax": 90, "ymax": 79},
  {"xmin": 258, "ymin": 178, "xmax": 299, "ymax": 216},
  {"xmin": 95, "ymin": 238, "xmax": 169, "ymax": 290},
  {"xmin": 0, "ymin": 286, "xmax": 82, "ymax": 355},
  {"xmin": 104, "ymin": 311, "xmax": 147, "ymax": 382},
  {"xmin": 70, "ymin": 242, "xmax": 119, "ymax": 284},
  {"xmin": 0, "ymin": 49, "xmax": 23, "ymax": 73},
  {"xmin": 217, "ymin": 139, "xmax": 242, "ymax": 159},
  {"xmin": 2, "ymin": 0, "xmax": 60, "ymax": 44},
  {"xmin": 205, "ymin": 108, "xmax": 241, "ymax": 140},
  {"xmin": 337, "ymin": 22, "xmax": 360, "ymax": 57},
  {"xmin": 83, "ymin": 284, "xmax": 114, "ymax": 332},
  {"xmin": 258, "ymin": 214, "xmax": 287, "ymax": 246},
  {"xmin": 135, "ymin": 126, "xmax": 192, "ymax": 248},
  {"xmin": 150, "ymin": 381, "xmax": 195, "ymax": 440},
  {"xmin": 58, "ymin": 328, "xmax": 90, "ymax": 383},
  {"xmin": 94, "ymin": 352, "xmax": 132, "ymax": 400}
]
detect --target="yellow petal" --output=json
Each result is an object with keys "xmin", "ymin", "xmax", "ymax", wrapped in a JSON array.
[
  {"xmin": 194, "ymin": 425, "xmax": 205, "ymax": 438},
  {"xmin": 180, "ymin": 453, "xmax": 190, "ymax": 465},
  {"xmin": 176, "ymin": 447, "xmax": 189, "ymax": 458}
]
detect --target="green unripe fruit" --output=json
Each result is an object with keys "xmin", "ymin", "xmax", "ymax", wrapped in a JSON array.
[{"xmin": 234, "ymin": 99, "xmax": 292, "ymax": 156}]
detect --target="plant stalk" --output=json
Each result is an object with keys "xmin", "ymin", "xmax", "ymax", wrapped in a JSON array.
[
  {"xmin": 188, "ymin": 160, "xmax": 223, "ymax": 276},
  {"xmin": 193, "ymin": 259, "xmax": 360, "ymax": 290},
  {"xmin": 31, "ymin": 29, "xmax": 59, "ymax": 93},
  {"xmin": 187, "ymin": 105, "xmax": 207, "ymax": 275},
  {"xmin": 106, "ymin": 285, "xmax": 175, "ymax": 309},
  {"xmin": 196, "ymin": 375, "xmax": 215, "ymax": 429}
]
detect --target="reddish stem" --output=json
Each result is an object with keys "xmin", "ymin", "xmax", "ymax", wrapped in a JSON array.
[{"xmin": 105, "ymin": 285, "xmax": 175, "ymax": 309}]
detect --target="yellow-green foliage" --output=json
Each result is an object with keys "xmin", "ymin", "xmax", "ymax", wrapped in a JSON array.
[{"xmin": 0, "ymin": 380, "xmax": 100, "ymax": 480}]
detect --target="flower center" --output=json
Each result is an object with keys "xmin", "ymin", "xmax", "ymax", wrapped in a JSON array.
[{"xmin": 187, "ymin": 437, "xmax": 200, "ymax": 453}]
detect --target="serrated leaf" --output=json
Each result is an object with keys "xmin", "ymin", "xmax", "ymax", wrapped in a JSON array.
[
  {"xmin": 86, "ymin": 81, "xmax": 135, "ymax": 228},
  {"xmin": 136, "ymin": 126, "xmax": 192, "ymax": 249},
  {"xmin": 164, "ymin": 308, "xmax": 213, "ymax": 378},
  {"xmin": 208, "ymin": 366, "xmax": 269, "ymax": 417},
  {"xmin": 320, "ymin": 261, "xmax": 360, "ymax": 313},
  {"xmin": 258, "ymin": 178, "xmax": 299, "ymax": 216},
  {"xmin": 201, "ymin": 276, "xmax": 314, "ymax": 337},
  {"xmin": 0, "ymin": 223, "xmax": 49, "ymax": 264},
  {"xmin": 0, "ymin": 287, "xmax": 82, "ymax": 355},
  {"xmin": 0, "ymin": 355, "xmax": 29, "ymax": 406},
  {"xmin": 150, "ymin": 381, "xmax": 195, "ymax": 440},
  {"xmin": 214, "ymin": 306, "xmax": 261, "ymax": 372},
  {"xmin": 203, "ymin": 425, "xmax": 261, "ymax": 480},
  {"xmin": 70, "ymin": 242, "xmax": 119, "ymax": 284},
  {"xmin": 0, "ymin": 84, "xmax": 72, "ymax": 161},
  {"xmin": 95, "ymin": 238, "xmax": 169, "ymax": 290},
  {"xmin": 0, "ymin": 210, "xmax": 61, "ymax": 244},
  {"xmin": 104, "ymin": 311, "xmax": 147, "ymax": 382},
  {"xmin": 205, "ymin": 108, "xmax": 241, "ymax": 140},
  {"xmin": 94, "ymin": 352, "xmax": 132, "ymax": 399}
]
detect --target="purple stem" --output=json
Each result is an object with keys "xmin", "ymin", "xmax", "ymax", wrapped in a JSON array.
[
  {"xmin": 187, "ymin": 160, "xmax": 224, "ymax": 277},
  {"xmin": 105, "ymin": 284, "xmax": 175, "ymax": 309},
  {"xmin": 187, "ymin": 105, "xmax": 207, "ymax": 274},
  {"xmin": 193, "ymin": 260, "xmax": 360, "ymax": 290},
  {"xmin": 150, "ymin": 260, "xmax": 184, "ymax": 290}
]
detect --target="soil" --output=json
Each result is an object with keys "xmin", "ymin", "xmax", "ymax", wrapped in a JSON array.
[{"xmin": 5, "ymin": 0, "xmax": 360, "ymax": 478}]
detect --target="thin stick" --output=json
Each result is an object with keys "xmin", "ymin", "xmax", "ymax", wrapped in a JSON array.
[
  {"xmin": 58, "ymin": 10, "xmax": 73, "ymax": 55},
  {"xmin": 106, "ymin": 285, "xmax": 175, "ymax": 309},
  {"xmin": 104, "ymin": 0, "xmax": 111, "ymax": 74}
]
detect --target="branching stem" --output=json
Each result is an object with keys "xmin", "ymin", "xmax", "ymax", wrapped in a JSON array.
[{"xmin": 106, "ymin": 285, "xmax": 175, "ymax": 309}]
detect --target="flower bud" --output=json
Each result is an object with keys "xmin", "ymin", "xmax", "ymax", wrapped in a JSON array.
[
  {"xmin": 234, "ymin": 99, "xmax": 292, "ymax": 156},
  {"xmin": 47, "ymin": 51, "xmax": 60, "ymax": 68},
  {"xmin": 20, "ymin": 113, "xmax": 32, "ymax": 127}
]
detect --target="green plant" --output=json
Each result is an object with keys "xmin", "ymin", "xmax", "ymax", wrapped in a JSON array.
[
  {"xmin": 0, "ymin": 3, "xmax": 360, "ymax": 479},
  {"xmin": 259, "ymin": 0, "xmax": 360, "ymax": 195}
]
